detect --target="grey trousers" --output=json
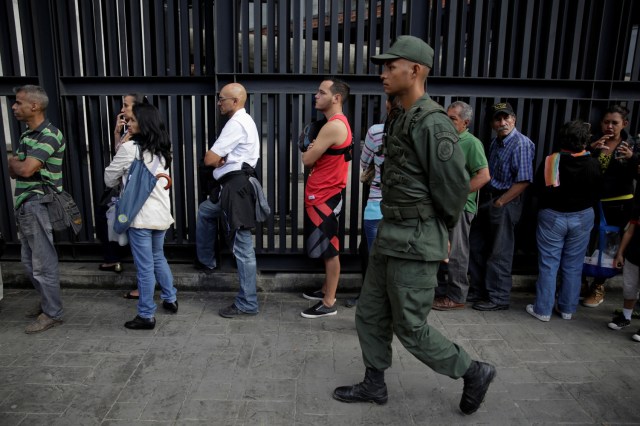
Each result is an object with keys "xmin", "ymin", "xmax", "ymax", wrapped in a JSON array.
[{"xmin": 436, "ymin": 210, "xmax": 475, "ymax": 303}]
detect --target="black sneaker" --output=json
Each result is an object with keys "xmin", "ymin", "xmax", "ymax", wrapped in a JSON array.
[
  {"xmin": 608, "ymin": 313, "xmax": 631, "ymax": 330},
  {"xmin": 301, "ymin": 301, "xmax": 337, "ymax": 318},
  {"xmin": 219, "ymin": 304, "xmax": 258, "ymax": 318},
  {"xmin": 302, "ymin": 289, "xmax": 324, "ymax": 301},
  {"xmin": 194, "ymin": 259, "xmax": 216, "ymax": 274}
]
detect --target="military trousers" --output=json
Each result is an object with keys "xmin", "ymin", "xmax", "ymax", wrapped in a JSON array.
[{"xmin": 355, "ymin": 249, "xmax": 471, "ymax": 379}]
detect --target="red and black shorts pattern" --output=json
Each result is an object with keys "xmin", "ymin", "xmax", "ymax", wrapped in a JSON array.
[{"xmin": 304, "ymin": 193, "xmax": 342, "ymax": 259}]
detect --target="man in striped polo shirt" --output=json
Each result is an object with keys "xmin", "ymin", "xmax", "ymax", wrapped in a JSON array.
[{"xmin": 9, "ymin": 85, "xmax": 66, "ymax": 333}]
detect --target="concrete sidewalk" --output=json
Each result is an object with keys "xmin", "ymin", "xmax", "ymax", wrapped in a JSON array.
[{"xmin": 0, "ymin": 282, "xmax": 639, "ymax": 425}]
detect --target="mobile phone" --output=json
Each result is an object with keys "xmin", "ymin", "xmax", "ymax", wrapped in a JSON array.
[{"xmin": 615, "ymin": 141, "xmax": 629, "ymax": 160}]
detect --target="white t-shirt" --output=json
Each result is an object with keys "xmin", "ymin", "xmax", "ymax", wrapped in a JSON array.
[{"xmin": 211, "ymin": 108, "xmax": 260, "ymax": 180}]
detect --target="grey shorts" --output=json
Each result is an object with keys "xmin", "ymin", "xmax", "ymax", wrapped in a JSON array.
[{"xmin": 622, "ymin": 259, "xmax": 640, "ymax": 300}]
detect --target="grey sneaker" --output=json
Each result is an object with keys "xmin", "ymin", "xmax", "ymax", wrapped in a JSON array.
[
  {"xmin": 25, "ymin": 313, "xmax": 63, "ymax": 334},
  {"xmin": 301, "ymin": 301, "xmax": 337, "ymax": 318},
  {"xmin": 24, "ymin": 302, "xmax": 43, "ymax": 318},
  {"xmin": 302, "ymin": 289, "xmax": 325, "ymax": 301}
]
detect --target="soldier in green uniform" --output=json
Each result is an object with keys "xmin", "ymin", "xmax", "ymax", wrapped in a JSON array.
[{"xmin": 333, "ymin": 36, "xmax": 496, "ymax": 415}]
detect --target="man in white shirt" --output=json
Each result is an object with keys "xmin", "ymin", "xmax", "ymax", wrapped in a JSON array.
[{"xmin": 195, "ymin": 83, "xmax": 261, "ymax": 317}]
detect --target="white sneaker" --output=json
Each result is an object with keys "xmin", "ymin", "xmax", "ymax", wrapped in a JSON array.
[
  {"xmin": 554, "ymin": 304, "xmax": 572, "ymax": 320},
  {"xmin": 526, "ymin": 304, "xmax": 550, "ymax": 322}
]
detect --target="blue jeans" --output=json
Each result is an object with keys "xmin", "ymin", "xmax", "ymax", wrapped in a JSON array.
[
  {"xmin": 469, "ymin": 193, "xmax": 523, "ymax": 305},
  {"xmin": 16, "ymin": 199, "xmax": 63, "ymax": 320},
  {"xmin": 533, "ymin": 208, "xmax": 594, "ymax": 316},
  {"xmin": 196, "ymin": 199, "xmax": 218, "ymax": 269},
  {"xmin": 128, "ymin": 228, "xmax": 177, "ymax": 318},
  {"xmin": 363, "ymin": 219, "xmax": 380, "ymax": 251},
  {"xmin": 196, "ymin": 198, "xmax": 258, "ymax": 313}
]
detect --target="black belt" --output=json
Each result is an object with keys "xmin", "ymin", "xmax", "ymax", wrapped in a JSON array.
[{"xmin": 485, "ymin": 186, "xmax": 508, "ymax": 197}]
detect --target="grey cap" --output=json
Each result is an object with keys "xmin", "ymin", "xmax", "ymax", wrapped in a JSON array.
[{"xmin": 371, "ymin": 35, "xmax": 434, "ymax": 68}]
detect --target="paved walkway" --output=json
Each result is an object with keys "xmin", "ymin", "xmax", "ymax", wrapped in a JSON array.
[{"xmin": 0, "ymin": 286, "xmax": 639, "ymax": 425}]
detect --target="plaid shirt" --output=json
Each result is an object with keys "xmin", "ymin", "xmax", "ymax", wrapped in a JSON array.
[{"xmin": 488, "ymin": 128, "xmax": 535, "ymax": 190}]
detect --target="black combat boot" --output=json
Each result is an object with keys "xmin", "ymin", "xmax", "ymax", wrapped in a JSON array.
[
  {"xmin": 459, "ymin": 360, "xmax": 497, "ymax": 414},
  {"xmin": 333, "ymin": 367, "xmax": 388, "ymax": 405}
]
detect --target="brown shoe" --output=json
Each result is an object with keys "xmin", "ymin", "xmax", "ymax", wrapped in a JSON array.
[
  {"xmin": 582, "ymin": 284, "xmax": 605, "ymax": 308},
  {"xmin": 433, "ymin": 296, "xmax": 465, "ymax": 311},
  {"xmin": 25, "ymin": 313, "xmax": 63, "ymax": 334}
]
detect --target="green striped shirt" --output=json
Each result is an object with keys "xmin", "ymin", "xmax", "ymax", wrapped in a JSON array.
[{"xmin": 14, "ymin": 119, "xmax": 66, "ymax": 208}]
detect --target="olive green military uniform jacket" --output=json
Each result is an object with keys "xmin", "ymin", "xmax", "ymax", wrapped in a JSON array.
[{"xmin": 375, "ymin": 94, "xmax": 469, "ymax": 262}]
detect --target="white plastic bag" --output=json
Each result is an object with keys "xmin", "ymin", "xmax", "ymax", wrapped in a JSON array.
[{"xmin": 106, "ymin": 204, "xmax": 129, "ymax": 246}]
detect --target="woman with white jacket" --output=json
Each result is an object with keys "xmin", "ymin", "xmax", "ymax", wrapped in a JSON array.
[{"xmin": 104, "ymin": 103, "xmax": 178, "ymax": 330}]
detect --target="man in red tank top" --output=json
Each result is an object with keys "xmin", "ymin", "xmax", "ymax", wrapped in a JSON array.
[{"xmin": 300, "ymin": 78, "xmax": 352, "ymax": 319}]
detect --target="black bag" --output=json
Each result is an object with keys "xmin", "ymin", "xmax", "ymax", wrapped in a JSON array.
[
  {"xmin": 42, "ymin": 185, "xmax": 83, "ymax": 241},
  {"xmin": 298, "ymin": 118, "xmax": 327, "ymax": 152}
]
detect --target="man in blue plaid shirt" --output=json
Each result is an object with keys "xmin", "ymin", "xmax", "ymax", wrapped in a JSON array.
[{"xmin": 468, "ymin": 102, "xmax": 535, "ymax": 311}]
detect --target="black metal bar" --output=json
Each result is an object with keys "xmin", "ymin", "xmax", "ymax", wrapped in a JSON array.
[
  {"xmin": 1, "ymin": 0, "xmax": 20, "ymax": 76},
  {"xmin": 128, "ymin": 0, "xmax": 143, "ymax": 75},
  {"xmin": 240, "ymin": 0, "xmax": 250, "ymax": 73},
  {"xmin": 30, "ymin": 0, "xmax": 62, "ymax": 127},
  {"xmin": 408, "ymin": 0, "xmax": 428, "ymax": 41},
  {"xmin": 277, "ymin": 94, "xmax": 287, "ymax": 252},
  {"xmin": 266, "ymin": 0, "xmax": 275, "ymax": 73},
  {"xmin": 329, "ymin": 0, "xmax": 338, "ymax": 74},
  {"xmin": 191, "ymin": 0, "xmax": 202, "ymax": 75},
  {"xmin": 342, "ymin": 0, "xmax": 352, "ymax": 75},
  {"xmin": 317, "ymin": 0, "xmax": 325, "ymax": 75},
  {"xmin": 278, "ymin": 0, "xmax": 288, "ymax": 73},
  {"xmin": 253, "ymin": 0, "xmax": 261, "ymax": 74},
  {"xmin": 443, "ymin": 0, "xmax": 457, "ymax": 75},
  {"xmin": 16, "ymin": 0, "xmax": 37, "ymax": 75},
  {"xmin": 354, "ymin": 0, "xmax": 364, "ymax": 74},
  {"xmin": 179, "ymin": 0, "xmax": 190, "ymax": 76},
  {"xmin": 78, "ymin": 0, "xmax": 96, "ymax": 76},
  {"xmin": 153, "ymin": 2, "xmax": 166, "ymax": 75},
  {"xmin": 348, "ymin": 93, "xmax": 363, "ymax": 253},
  {"xmin": 165, "ymin": 0, "xmax": 177, "ymax": 76}
]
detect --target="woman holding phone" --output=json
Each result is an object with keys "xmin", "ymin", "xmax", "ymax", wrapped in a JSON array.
[
  {"xmin": 97, "ymin": 94, "xmax": 148, "ymax": 297},
  {"xmin": 583, "ymin": 105, "xmax": 638, "ymax": 307},
  {"xmin": 104, "ymin": 103, "xmax": 177, "ymax": 330}
]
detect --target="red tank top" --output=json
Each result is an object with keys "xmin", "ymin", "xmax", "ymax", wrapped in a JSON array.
[{"xmin": 305, "ymin": 113, "xmax": 352, "ymax": 206}]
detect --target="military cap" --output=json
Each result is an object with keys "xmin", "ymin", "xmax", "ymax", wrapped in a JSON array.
[{"xmin": 371, "ymin": 35, "xmax": 434, "ymax": 68}]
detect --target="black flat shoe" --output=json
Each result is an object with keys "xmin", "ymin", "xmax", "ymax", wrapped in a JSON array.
[
  {"xmin": 124, "ymin": 315, "xmax": 155, "ymax": 330},
  {"xmin": 123, "ymin": 290, "xmax": 139, "ymax": 300},
  {"xmin": 472, "ymin": 301, "xmax": 509, "ymax": 311},
  {"xmin": 162, "ymin": 300, "xmax": 179, "ymax": 314},
  {"xmin": 99, "ymin": 263, "xmax": 122, "ymax": 273}
]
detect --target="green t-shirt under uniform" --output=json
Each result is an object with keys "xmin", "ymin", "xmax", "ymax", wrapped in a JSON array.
[{"xmin": 458, "ymin": 129, "xmax": 488, "ymax": 214}]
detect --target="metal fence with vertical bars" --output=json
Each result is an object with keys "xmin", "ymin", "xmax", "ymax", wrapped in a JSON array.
[{"xmin": 1, "ymin": 0, "xmax": 639, "ymax": 272}]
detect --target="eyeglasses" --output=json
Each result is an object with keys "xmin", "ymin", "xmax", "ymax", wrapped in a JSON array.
[{"xmin": 217, "ymin": 96, "xmax": 237, "ymax": 103}]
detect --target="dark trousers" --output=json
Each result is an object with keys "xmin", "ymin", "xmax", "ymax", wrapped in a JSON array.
[{"xmin": 468, "ymin": 192, "xmax": 523, "ymax": 305}]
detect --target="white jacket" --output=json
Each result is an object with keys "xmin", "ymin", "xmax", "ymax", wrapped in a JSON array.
[{"xmin": 104, "ymin": 141, "xmax": 174, "ymax": 230}]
